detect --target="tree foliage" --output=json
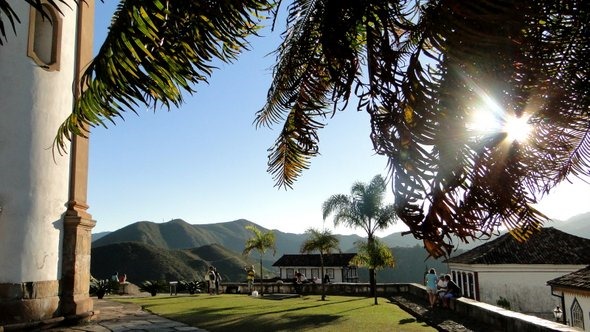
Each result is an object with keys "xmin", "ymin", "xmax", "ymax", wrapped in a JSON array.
[
  {"xmin": 243, "ymin": 225, "xmax": 276, "ymax": 281},
  {"xmin": 256, "ymin": 0, "xmax": 590, "ymax": 257},
  {"xmin": 351, "ymin": 239, "xmax": 395, "ymax": 305},
  {"xmin": 300, "ymin": 228, "xmax": 340, "ymax": 300},
  {"xmin": 2, "ymin": 0, "xmax": 589, "ymax": 257}
]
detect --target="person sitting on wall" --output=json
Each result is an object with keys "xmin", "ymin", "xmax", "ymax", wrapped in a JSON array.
[
  {"xmin": 436, "ymin": 274, "xmax": 447, "ymax": 306},
  {"xmin": 442, "ymin": 274, "xmax": 462, "ymax": 308},
  {"xmin": 294, "ymin": 270, "xmax": 303, "ymax": 294}
]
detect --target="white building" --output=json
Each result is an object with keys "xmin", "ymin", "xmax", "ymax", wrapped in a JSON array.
[
  {"xmin": 273, "ymin": 254, "xmax": 359, "ymax": 283},
  {"xmin": 445, "ymin": 228, "xmax": 590, "ymax": 317},
  {"xmin": 548, "ymin": 265, "xmax": 590, "ymax": 330},
  {"xmin": 0, "ymin": 1, "xmax": 95, "ymax": 327}
]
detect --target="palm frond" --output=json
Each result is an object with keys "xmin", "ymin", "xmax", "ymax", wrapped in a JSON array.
[
  {"xmin": 266, "ymin": 0, "xmax": 589, "ymax": 257},
  {"xmin": 0, "ymin": 0, "xmax": 79, "ymax": 45},
  {"xmin": 55, "ymin": 0, "xmax": 275, "ymax": 152}
]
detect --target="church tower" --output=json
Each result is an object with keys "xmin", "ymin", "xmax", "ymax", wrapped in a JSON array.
[{"xmin": 0, "ymin": 0, "xmax": 95, "ymax": 326}]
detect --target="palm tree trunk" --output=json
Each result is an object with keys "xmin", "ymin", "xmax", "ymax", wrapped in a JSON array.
[
  {"xmin": 320, "ymin": 254, "xmax": 326, "ymax": 301},
  {"xmin": 259, "ymin": 256, "xmax": 263, "ymax": 295},
  {"xmin": 368, "ymin": 236, "xmax": 375, "ymax": 298},
  {"xmin": 373, "ymin": 269, "xmax": 378, "ymax": 305}
]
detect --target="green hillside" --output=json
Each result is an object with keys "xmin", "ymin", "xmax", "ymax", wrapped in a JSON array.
[
  {"xmin": 91, "ymin": 242, "xmax": 255, "ymax": 283},
  {"xmin": 91, "ymin": 215, "xmax": 590, "ymax": 285},
  {"xmin": 92, "ymin": 218, "xmax": 365, "ymax": 255}
]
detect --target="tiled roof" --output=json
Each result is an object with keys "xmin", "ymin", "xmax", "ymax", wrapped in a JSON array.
[
  {"xmin": 445, "ymin": 227, "xmax": 590, "ymax": 265},
  {"xmin": 547, "ymin": 266, "xmax": 590, "ymax": 291},
  {"xmin": 272, "ymin": 253, "xmax": 357, "ymax": 267}
]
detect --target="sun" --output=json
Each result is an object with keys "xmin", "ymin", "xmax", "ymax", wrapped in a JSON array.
[
  {"xmin": 467, "ymin": 96, "xmax": 532, "ymax": 143},
  {"xmin": 503, "ymin": 114, "xmax": 532, "ymax": 142}
]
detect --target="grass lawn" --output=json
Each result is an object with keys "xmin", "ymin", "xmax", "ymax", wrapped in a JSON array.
[{"xmin": 115, "ymin": 294, "xmax": 434, "ymax": 331}]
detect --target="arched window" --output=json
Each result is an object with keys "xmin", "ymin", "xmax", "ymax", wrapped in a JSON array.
[
  {"xmin": 27, "ymin": 3, "xmax": 62, "ymax": 71},
  {"xmin": 571, "ymin": 298, "xmax": 584, "ymax": 329}
]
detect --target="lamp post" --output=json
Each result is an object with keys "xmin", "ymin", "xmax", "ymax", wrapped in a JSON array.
[{"xmin": 553, "ymin": 305, "xmax": 563, "ymax": 322}]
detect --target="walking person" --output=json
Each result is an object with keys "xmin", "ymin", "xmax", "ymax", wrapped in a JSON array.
[
  {"xmin": 425, "ymin": 268, "xmax": 438, "ymax": 308},
  {"xmin": 214, "ymin": 268, "xmax": 221, "ymax": 295},
  {"xmin": 207, "ymin": 266, "xmax": 216, "ymax": 295}
]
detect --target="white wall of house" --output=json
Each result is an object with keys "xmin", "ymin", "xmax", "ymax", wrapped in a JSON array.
[
  {"xmin": 561, "ymin": 292, "xmax": 590, "ymax": 331},
  {"xmin": 0, "ymin": 0, "xmax": 77, "ymax": 283},
  {"xmin": 277, "ymin": 266, "xmax": 346, "ymax": 283},
  {"xmin": 450, "ymin": 263, "xmax": 586, "ymax": 314}
]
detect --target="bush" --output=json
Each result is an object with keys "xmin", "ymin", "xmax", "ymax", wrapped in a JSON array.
[
  {"xmin": 139, "ymin": 280, "xmax": 166, "ymax": 296},
  {"xmin": 180, "ymin": 280, "xmax": 207, "ymax": 295},
  {"xmin": 496, "ymin": 296, "xmax": 511, "ymax": 310},
  {"xmin": 90, "ymin": 277, "xmax": 119, "ymax": 299}
]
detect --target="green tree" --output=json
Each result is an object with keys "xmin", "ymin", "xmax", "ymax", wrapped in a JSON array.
[
  {"xmin": 351, "ymin": 239, "xmax": 395, "ymax": 305},
  {"xmin": 3, "ymin": 1, "xmax": 588, "ymax": 256},
  {"xmin": 242, "ymin": 225, "xmax": 276, "ymax": 291},
  {"xmin": 322, "ymin": 174, "xmax": 396, "ymax": 297},
  {"xmin": 300, "ymin": 228, "xmax": 340, "ymax": 301}
]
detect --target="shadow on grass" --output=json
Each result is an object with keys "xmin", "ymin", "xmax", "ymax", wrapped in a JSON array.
[
  {"xmin": 399, "ymin": 318, "xmax": 417, "ymax": 324},
  {"xmin": 171, "ymin": 310, "xmax": 341, "ymax": 332}
]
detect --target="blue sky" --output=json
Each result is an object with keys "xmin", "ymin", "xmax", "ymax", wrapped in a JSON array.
[{"xmin": 87, "ymin": 3, "xmax": 590, "ymax": 236}]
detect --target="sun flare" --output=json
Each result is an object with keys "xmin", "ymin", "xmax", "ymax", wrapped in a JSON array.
[{"xmin": 467, "ymin": 96, "xmax": 531, "ymax": 143}]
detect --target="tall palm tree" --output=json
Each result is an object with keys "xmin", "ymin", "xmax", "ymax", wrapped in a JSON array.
[
  {"xmin": 300, "ymin": 228, "xmax": 340, "ymax": 301},
  {"xmin": 2, "ymin": 1, "xmax": 589, "ymax": 257},
  {"xmin": 242, "ymin": 225, "xmax": 276, "ymax": 291},
  {"xmin": 322, "ymin": 174, "xmax": 396, "ymax": 297},
  {"xmin": 351, "ymin": 239, "xmax": 395, "ymax": 305}
]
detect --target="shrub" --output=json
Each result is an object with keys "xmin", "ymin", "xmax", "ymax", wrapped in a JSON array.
[
  {"xmin": 180, "ymin": 280, "xmax": 207, "ymax": 295},
  {"xmin": 90, "ymin": 277, "xmax": 119, "ymax": 299},
  {"xmin": 139, "ymin": 280, "xmax": 166, "ymax": 296},
  {"xmin": 496, "ymin": 296, "xmax": 511, "ymax": 310}
]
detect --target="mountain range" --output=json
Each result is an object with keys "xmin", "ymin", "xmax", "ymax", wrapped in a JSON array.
[{"xmin": 91, "ymin": 213, "xmax": 590, "ymax": 284}]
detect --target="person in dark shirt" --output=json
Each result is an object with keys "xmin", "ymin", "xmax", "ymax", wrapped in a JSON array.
[{"xmin": 442, "ymin": 274, "xmax": 462, "ymax": 308}]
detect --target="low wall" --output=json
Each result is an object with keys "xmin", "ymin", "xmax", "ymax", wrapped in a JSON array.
[{"xmin": 221, "ymin": 282, "xmax": 575, "ymax": 331}]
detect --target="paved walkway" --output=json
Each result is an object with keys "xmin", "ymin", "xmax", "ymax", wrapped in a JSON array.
[{"xmin": 42, "ymin": 299, "xmax": 207, "ymax": 332}]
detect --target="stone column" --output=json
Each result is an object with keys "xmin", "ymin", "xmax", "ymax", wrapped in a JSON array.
[
  {"xmin": 0, "ymin": 0, "xmax": 94, "ymax": 326},
  {"xmin": 59, "ymin": 0, "xmax": 96, "ymax": 320}
]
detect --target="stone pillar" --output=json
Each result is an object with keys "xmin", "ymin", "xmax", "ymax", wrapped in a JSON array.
[
  {"xmin": 0, "ymin": 0, "xmax": 94, "ymax": 326},
  {"xmin": 60, "ymin": 0, "xmax": 96, "ymax": 320}
]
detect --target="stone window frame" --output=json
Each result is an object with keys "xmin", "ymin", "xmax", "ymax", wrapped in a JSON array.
[{"xmin": 27, "ymin": 2, "xmax": 62, "ymax": 71}]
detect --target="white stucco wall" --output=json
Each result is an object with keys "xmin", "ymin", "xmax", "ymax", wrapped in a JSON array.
[
  {"xmin": 562, "ymin": 292, "xmax": 590, "ymax": 331},
  {"xmin": 0, "ymin": 0, "xmax": 78, "ymax": 282},
  {"xmin": 450, "ymin": 264, "xmax": 586, "ymax": 315},
  {"xmin": 278, "ymin": 266, "xmax": 346, "ymax": 283}
]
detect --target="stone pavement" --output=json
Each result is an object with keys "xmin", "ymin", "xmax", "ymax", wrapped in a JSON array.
[{"xmin": 41, "ymin": 298, "xmax": 207, "ymax": 332}]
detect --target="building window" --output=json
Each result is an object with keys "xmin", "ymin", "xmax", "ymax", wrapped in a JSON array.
[
  {"xmin": 467, "ymin": 273, "xmax": 475, "ymax": 299},
  {"xmin": 286, "ymin": 268, "xmax": 294, "ymax": 279},
  {"xmin": 299, "ymin": 269, "xmax": 307, "ymax": 278},
  {"xmin": 27, "ymin": 3, "xmax": 62, "ymax": 71},
  {"xmin": 311, "ymin": 268, "xmax": 319, "ymax": 279},
  {"xmin": 326, "ymin": 268, "xmax": 334, "ymax": 279},
  {"xmin": 571, "ymin": 298, "xmax": 584, "ymax": 329}
]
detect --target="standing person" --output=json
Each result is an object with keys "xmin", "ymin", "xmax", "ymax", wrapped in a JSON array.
[
  {"xmin": 245, "ymin": 265, "xmax": 255, "ymax": 293},
  {"xmin": 214, "ymin": 268, "xmax": 221, "ymax": 295},
  {"xmin": 207, "ymin": 266, "xmax": 216, "ymax": 295},
  {"xmin": 425, "ymin": 268, "xmax": 438, "ymax": 308},
  {"xmin": 323, "ymin": 273, "xmax": 330, "ymax": 284}
]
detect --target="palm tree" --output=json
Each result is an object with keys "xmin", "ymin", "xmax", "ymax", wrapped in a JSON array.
[
  {"xmin": 351, "ymin": 239, "xmax": 395, "ymax": 305},
  {"xmin": 322, "ymin": 174, "xmax": 396, "ymax": 297},
  {"xmin": 3, "ymin": 1, "xmax": 589, "ymax": 257},
  {"xmin": 300, "ymin": 228, "xmax": 340, "ymax": 301},
  {"xmin": 242, "ymin": 225, "xmax": 276, "ymax": 292}
]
